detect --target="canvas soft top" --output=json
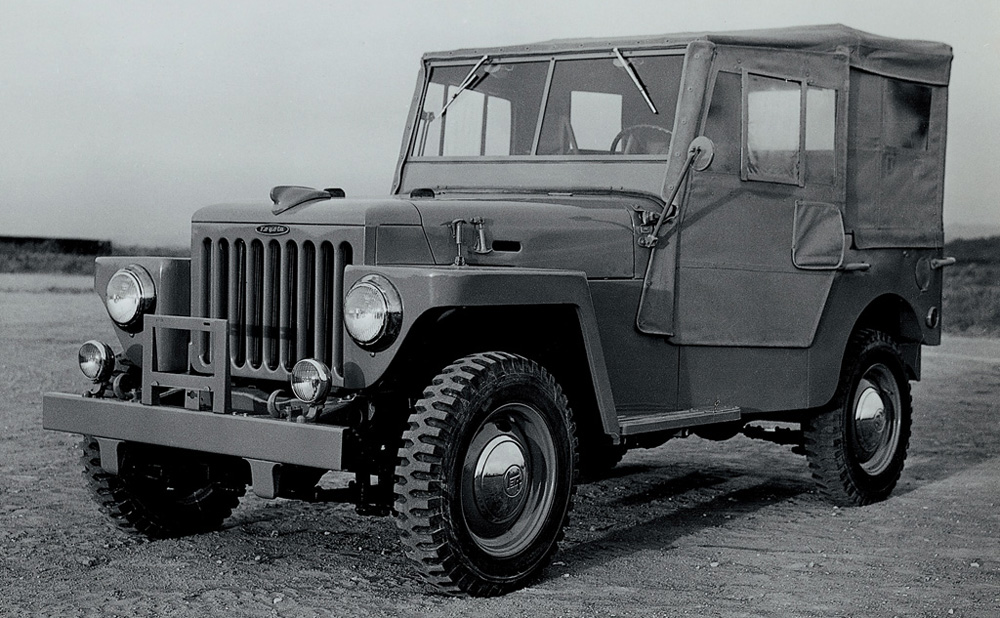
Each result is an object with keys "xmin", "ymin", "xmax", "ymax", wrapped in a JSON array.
[{"xmin": 424, "ymin": 24, "xmax": 952, "ymax": 86}]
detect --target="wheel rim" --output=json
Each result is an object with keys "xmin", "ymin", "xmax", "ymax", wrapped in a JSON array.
[
  {"xmin": 461, "ymin": 402, "xmax": 558, "ymax": 558},
  {"xmin": 850, "ymin": 363, "xmax": 902, "ymax": 475}
]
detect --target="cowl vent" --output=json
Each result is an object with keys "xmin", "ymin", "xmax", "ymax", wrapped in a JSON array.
[{"xmin": 270, "ymin": 186, "xmax": 345, "ymax": 215}]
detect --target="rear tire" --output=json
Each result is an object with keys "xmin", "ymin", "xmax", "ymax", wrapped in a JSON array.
[
  {"xmin": 82, "ymin": 438, "xmax": 247, "ymax": 538},
  {"xmin": 803, "ymin": 330, "xmax": 912, "ymax": 506},
  {"xmin": 394, "ymin": 352, "xmax": 577, "ymax": 596}
]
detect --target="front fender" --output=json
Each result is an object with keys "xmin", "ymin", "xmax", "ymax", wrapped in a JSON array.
[
  {"xmin": 342, "ymin": 265, "xmax": 619, "ymax": 438},
  {"xmin": 95, "ymin": 256, "xmax": 191, "ymax": 371}
]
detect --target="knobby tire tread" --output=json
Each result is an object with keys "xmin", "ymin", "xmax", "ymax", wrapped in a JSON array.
[
  {"xmin": 393, "ymin": 352, "xmax": 577, "ymax": 596},
  {"xmin": 81, "ymin": 438, "xmax": 246, "ymax": 539},
  {"xmin": 802, "ymin": 329, "xmax": 913, "ymax": 506}
]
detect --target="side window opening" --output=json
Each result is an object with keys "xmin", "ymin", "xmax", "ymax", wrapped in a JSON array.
[
  {"xmin": 744, "ymin": 74, "xmax": 802, "ymax": 183},
  {"xmin": 805, "ymin": 87, "xmax": 837, "ymax": 185},
  {"xmin": 742, "ymin": 73, "xmax": 837, "ymax": 186}
]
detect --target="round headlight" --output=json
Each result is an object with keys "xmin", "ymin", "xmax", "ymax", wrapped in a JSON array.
[
  {"xmin": 106, "ymin": 265, "xmax": 156, "ymax": 330},
  {"xmin": 344, "ymin": 275, "xmax": 402, "ymax": 350},
  {"xmin": 291, "ymin": 358, "xmax": 333, "ymax": 404},
  {"xmin": 78, "ymin": 340, "xmax": 115, "ymax": 382}
]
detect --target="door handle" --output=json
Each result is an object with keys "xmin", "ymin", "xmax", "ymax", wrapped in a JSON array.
[{"xmin": 930, "ymin": 257, "xmax": 956, "ymax": 269}]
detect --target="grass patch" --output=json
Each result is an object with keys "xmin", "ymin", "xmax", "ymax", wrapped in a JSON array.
[
  {"xmin": 0, "ymin": 252, "xmax": 97, "ymax": 275},
  {"xmin": 941, "ymin": 235, "xmax": 1000, "ymax": 337},
  {"xmin": 0, "ymin": 245, "xmax": 189, "ymax": 275},
  {"xmin": 942, "ymin": 265, "xmax": 1000, "ymax": 337}
]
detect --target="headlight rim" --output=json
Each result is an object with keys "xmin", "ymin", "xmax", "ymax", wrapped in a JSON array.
[
  {"xmin": 344, "ymin": 274, "xmax": 402, "ymax": 351},
  {"xmin": 290, "ymin": 358, "xmax": 333, "ymax": 404},
  {"xmin": 105, "ymin": 264, "xmax": 156, "ymax": 331},
  {"xmin": 78, "ymin": 339, "xmax": 116, "ymax": 383}
]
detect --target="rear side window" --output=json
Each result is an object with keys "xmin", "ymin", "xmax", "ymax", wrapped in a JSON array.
[
  {"xmin": 742, "ymin": 72, "xmax": 837, "ymax": 185},
  {"xmin": 884, "ymin": 80, "xmax": 932, "ymax": 150}
]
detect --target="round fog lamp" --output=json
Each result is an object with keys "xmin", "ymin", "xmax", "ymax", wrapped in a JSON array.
[
  {"xmin": 291, "ymin": 359, "xmax": 333, "ymax": 404},
  {"xmin": 106, "ymin": 265, "xmax": 156, "ymax": 330},
  {"xmin": 344, "ymin": 275, "xmax": 402, "ymax": 350},
  {"xmin": 78, "ymin": 340, "xmax": 115, "ymax": 383}
]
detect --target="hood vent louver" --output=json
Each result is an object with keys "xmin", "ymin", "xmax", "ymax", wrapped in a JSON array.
[{"xmin": 270, "ymin": 186, "xmax": 345, "ymax": 215}]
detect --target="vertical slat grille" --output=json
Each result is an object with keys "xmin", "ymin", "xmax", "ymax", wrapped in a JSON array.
[
  {"xmin": 229, "ymin": 240, "xmax": 244, "ymax": 366},
  {"xmin": 196, "ymin": 232, "xmax": 350, "ymax": 379},
  {"xmin": 278, "ymin": 242, "xmax": 294, "ymax": 370},
  {"xmin": 297, "ymin": 243, "xmax": 313, "ymax": 362}
]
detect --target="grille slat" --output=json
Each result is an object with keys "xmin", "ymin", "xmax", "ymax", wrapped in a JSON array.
[
  {"xmin": 296, "ymin": 243, "xmax": 311, "ymax": 362},
  {"xmin": 261, "ymin": 241, "xmax": 276, "ymax": 369},
  {"xmin": 278, "ymin": 243, "xmax": 293, "ymax": 370},
  {"xmin": 331, "ymin": 244, "xmax": 345, "ymax": 376},
  {"xmin": 314, "ymin": 244, "xmax": 328, "ymax": 363},
  {"xmin": 211, "ymin": 240, "xmax": 226, "ymax": 319},
  {"xmin": 245, "ymin": 241, "xmax": 260, "ymax": 368},
  {"xmin": 228, "ymin": 241, "xmax": 243, "ymax": 366},
  {"xmin": 195, "ymin": 232, "xmax": 349, "ymax": 381}
]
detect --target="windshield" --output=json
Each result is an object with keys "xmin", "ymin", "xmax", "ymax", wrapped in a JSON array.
[{"xmin": 412, "ymin": 53, "xmax": 683, "ymax": 159}]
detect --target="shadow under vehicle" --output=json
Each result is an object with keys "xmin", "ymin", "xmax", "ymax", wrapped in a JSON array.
[{"xmin": 44, "ymin": 24, "xmax": 955, "ymax": 596}]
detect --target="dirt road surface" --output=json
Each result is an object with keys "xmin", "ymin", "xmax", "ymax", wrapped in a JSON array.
[{"xmin": 2, "ymin": 274, "xmax": 998, "ymax": 617}]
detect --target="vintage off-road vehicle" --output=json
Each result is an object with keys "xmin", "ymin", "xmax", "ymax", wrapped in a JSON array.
[{"xmin": 44, "ymin": 24, "xmax": 954, "ymax": 595}]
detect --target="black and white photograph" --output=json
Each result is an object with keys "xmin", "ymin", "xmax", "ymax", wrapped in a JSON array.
[{"xmin": 1, "ymin": 1, "xmax": 997, "ymax": 615}]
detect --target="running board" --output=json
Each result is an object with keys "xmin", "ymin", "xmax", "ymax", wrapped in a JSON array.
[{"xmin": 618, "ymin": 406, "xmax": 741, "ymax": 436}]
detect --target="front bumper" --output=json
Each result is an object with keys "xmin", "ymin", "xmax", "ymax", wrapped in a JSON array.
[{"xmin": 42, "ymin": 392, "xmax": 347, "ymax": 472}]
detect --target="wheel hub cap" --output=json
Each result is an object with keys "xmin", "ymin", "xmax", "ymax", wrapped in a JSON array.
[
  {"xmin": 851, "ymin": 365, "xmax": 902, "ymax": 475},
  {"xmin": 855, "ymin": 386, "xmax": 887, "ymax": 454},
  {"xmin": 474, "ymin": 436, "xmax": 528, "ymax": 524},
  {"xmin": 460, "ymin": 402, "xmax": 559, "ymax": 558}
]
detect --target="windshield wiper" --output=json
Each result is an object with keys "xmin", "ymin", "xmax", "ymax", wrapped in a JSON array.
[
  {"xmin": 439, "ymin": 55, "xmax": 490, "ymax": 116},
  {"xmin": 613, "ymin": 47, "xmax": 657, "ymax": 115}
]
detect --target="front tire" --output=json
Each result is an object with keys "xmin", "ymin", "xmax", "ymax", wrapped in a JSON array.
[
  {"xmin": 82, "ymin": 438, "xmax": 247, "ymax": 538},
  {"xmin": 803, "ymin": 330, "xmax": 912, "ymax": 506},
  {"xmin": 394, "ymin": 352, "xmax": 578, "ymax": 596}
]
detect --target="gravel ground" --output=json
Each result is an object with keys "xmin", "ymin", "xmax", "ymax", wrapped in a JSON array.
[{"xmin": 1, "ymin": 274, "xmax": 998, "ymax": 617}]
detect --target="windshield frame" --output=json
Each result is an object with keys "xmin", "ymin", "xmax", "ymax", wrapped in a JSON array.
[{"xmin": 405, "ymin": 48, "xmax": 686, "ymax": 163}]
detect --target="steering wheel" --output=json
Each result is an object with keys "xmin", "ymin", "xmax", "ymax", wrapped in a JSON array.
[{"xmin": 609, "ymin": 124, "xmax": 673, "ymax": 154}]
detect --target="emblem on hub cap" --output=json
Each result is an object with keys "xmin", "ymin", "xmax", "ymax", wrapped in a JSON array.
[{"xmin": 503, "ymin": 465, "xmax": 525, "ymax": 498}]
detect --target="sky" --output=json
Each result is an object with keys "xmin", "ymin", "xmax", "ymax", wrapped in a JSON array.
[{"xmin": 1, "ymin": 0, "xmax": 997, "ymax": 247}]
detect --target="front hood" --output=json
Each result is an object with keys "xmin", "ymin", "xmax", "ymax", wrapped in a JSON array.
[
  {"xmin": 193, "ymin": 197, "xmax": 422, "ymax": 227},
  {"xmin": 192, "ymin": 194, "xmax": 639, "ymax": 278},
  {"xmin": 413, "ymin": 195, "xmax": 637, "ymax": 278}
]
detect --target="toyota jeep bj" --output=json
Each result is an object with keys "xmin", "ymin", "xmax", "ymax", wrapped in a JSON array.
[{"xmin": 44, "ymin": 25, "xmax": 955, "ymax": 596}]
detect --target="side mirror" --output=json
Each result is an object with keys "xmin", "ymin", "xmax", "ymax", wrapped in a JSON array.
[
  {"xmin": 688, "ymin": 136, "xmax": 715, "ymax": 172},
  {"xmin": 640, "ymin": 135, "xmax": 717, "ymax": 248}
]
